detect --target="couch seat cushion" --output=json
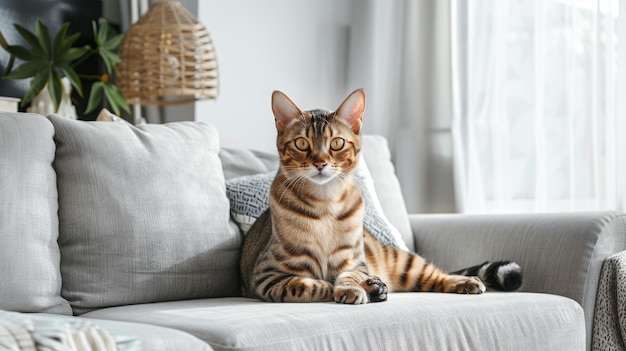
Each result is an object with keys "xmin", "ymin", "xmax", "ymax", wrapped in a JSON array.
[
  {"xmin": 81, "ymin": 292, "xmax": 584, "ymax": 351},
  {"xmin": 49, "ymin": 115, "xmax": 241, "ymax": 314}
]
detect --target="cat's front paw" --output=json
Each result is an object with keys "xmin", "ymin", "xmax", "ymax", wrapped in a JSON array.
[
  {"xmin": 334, "ymin": 286, "xmax": 369, "ymax": 304},
  {"xmin": 361, "ymin": 277, "xmax": 388, "ymax": 302},
  {"xmin": 449, "ymin": 276, "xmax": 486, "ymax": 294}
]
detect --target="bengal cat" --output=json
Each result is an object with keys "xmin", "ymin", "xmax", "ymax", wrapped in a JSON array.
[{"xmin": 239, "ymin": 89, "xmax": 521, "ymax": 304}]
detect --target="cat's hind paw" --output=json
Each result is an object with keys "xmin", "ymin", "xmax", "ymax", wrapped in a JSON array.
[{"xmin": 449, "ymin": 276, "xmax": 486, "ymax": 294}]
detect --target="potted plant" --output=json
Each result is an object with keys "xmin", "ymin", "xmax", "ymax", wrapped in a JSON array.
[{"xmin": 0, "ymin": 18, "xmax": 130, "ymax": 116}]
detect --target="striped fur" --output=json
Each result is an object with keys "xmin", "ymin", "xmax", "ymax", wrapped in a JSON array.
[{"xmin": 240, "ymin": 89, "xmax": 487, "ymax": 304}]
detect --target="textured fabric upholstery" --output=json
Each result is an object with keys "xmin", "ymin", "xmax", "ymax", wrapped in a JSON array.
[
  {"xmin": 219, "ymin": 148, "xmax": 278, "ymax": 180},
  {"xmin": 82, "ymin": 293, "xmax": 585, "ymax": 351},
  {"xmin": 0, "ymin": 113, "xmax": 71, "ymax": 314},
  {"xmin": 49, "ymin": 115, "xmax": 241, "ymax": 314},
  {"xmin": 409, "ymin": 211, "xmax": 626, "ymax": 351}
]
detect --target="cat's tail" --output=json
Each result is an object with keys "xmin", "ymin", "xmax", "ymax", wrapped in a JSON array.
[{"xmin": 451, "ymin": 261, "xmax": 523, "ymax": 292}]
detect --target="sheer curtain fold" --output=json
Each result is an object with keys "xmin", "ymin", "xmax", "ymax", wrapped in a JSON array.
[
  {"xmin": 452, "ymin": 0, "xmax": 625, "ymax": 213},
  {"xmin": 348, "ymin": 0, "xmax": 455, "ymax": 213}
]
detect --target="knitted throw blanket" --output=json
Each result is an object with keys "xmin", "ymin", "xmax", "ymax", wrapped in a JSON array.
[
  {"xmin": 0, "ymin": 311, "xmax": 139, "ymax": 351},
  {"xmin": 593, "ymin": 250, "xmax": 626, "ymax": 351}
]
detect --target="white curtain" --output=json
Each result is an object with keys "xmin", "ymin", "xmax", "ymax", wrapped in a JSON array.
[
  {"xmin": 451, "ymin": 0, "xmax": 626, "ymax": 213},
  {"xmin": 348, "ymin": 0, "xmax": 455, "ymax": 213}
]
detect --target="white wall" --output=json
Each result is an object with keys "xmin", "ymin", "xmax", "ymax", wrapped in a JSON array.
[{"xmin": 196, "ymin": 0, "xmax": 352, "ymax": 152}]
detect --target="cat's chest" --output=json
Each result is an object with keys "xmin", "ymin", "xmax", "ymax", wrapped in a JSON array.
[
  {"xmin": 297, "ymin": 216, "xmax": 362, "ymax": 279},
  {"xmin": 291, "ymin": 203, "xmax": 364, "ymax": 273},
  {"xmin": 271, "ymin": 185, "xmax": 364, "ymax": 279},
  {"xmin": 308, "ymin": 212, "xmax": 358, "ymax": 243}
]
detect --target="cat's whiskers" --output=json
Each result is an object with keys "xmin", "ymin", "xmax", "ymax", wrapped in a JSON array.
[
  {"xmin": 296, "ymin": 175, "xmax": 307, "ymax": 197},
  {"xmin": 337, "ymin": 172, "xmax": 364, "ymax": 200},
  {"xmin": 293, "ymin": 175, "xmax": 308, "ymax": 198},
  {"xmin": 277, "ymin": 172, "xmax": 307, "ymax": 206}
]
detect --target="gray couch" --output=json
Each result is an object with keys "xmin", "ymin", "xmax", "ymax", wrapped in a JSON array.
[{"xmin": 1, "ymin": 111, "xmax": 624, "ymax": 351}]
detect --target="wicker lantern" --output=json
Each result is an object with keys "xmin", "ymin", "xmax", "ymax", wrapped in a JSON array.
[{"xmin": 117, "ymin": 0, "xmax": 218, "ymax": 106}]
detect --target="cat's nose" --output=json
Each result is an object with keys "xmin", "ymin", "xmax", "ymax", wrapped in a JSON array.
[{"xmin": 314, "ymin": 162, "xmax": 328, "ymax": 170}]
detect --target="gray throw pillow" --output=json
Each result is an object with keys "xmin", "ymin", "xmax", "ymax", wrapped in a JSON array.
[
  {"xmin": 49, "ymin": 115, "xmax": 241, "ymax": 314},
  {"xmin": 0, "ymin": 112, "xmax": 71, "ymax": 314}
]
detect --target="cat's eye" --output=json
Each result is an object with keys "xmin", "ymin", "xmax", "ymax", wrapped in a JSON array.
[
  {"xmin": 330, "ymin": 137, "xmax": 345, "ymax": 151},
  {"xmin": 294, "ymin": 137, "xmax": 310, "ymax": 151}
]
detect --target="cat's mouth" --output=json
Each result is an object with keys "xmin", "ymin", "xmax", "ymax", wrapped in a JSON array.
[{"xmin": 308, "ymin": 171, "xmax": 336, "ymax": 185}]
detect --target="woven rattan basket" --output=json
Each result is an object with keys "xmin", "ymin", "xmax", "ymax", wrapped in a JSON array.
[{"xmin": 117, "ymin": 0, "xmax": 218, "ymax": 105}]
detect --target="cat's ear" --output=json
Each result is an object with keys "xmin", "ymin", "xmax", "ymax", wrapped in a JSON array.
[
  {"xmin": 272, "ymin": 90, "xmax": 303, "ymax": 132},
  {"xmin": 335, "ymin": 89, "xmax": 365, "ymax": 133}
]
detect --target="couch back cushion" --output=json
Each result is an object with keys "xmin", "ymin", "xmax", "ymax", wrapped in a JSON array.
[
  {"xmin": 49, "ymin": 115, "xmax": 240, "ymax": 314},
  {"xmin": 0, "ymin": 113, "xmax": 72, "ymax": 314},
  {"xmin": 361, "ymin": 135, "xmax": 413, "ymax": 250}
]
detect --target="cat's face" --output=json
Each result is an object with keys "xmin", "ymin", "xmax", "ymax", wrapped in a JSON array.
[{"xmin": 272, "ymin": 90, "xmax": 366, "ymax": 186}]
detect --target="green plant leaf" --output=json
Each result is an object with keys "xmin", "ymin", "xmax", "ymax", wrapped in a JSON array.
[
  {"xmin": 47, "ymin": 69, "xmax": 62, "ymax": 112},
  {"xmin": 60, "ymin": 32, "xmax": 81, "ymax": 53},
  {"xmin": 92, "ymin": 20, "xmax": 123, "ymax": 74},
  {"xmin": 4, "ymin": 45, "xmax": 35, "ymax": 61},
  {"xmin": 0, "ymin": 31, "xmax": 9, "ymax": 50},
  {"xmin": 84, "ymin": 81, "xmax": 104, "ymax": 114},
  {"xmin": 59, "ymin": 65, "xmax": 83, "ymax": 97},
  {"xmin": 35, "ymin": 19, "xmax": 51, "ymax": 58},
  {"xmin": 20, "ymin": 71, "xmax": 48, "ymax": 108},
  {"xmin": 62, "ymin": 46, "xmax": 90, "ymax": 64},
  {"xmin": 5, "ymin": 60, "xmax": 47, "ymax": 80},
  {"xmin": 91, "ymin": 21, "xmax": 100, "ymax": 45},
  {"xmin": 3, "ymin": 55, "xmax": 15, "ymax": 76},
  {"xmin": 53, "ymin": 22, "xmax": 70, "ymax": 62},
  {"xmin": 96, "ymin": 20, "xmax": 109, "ymax": 46},
  {"xmin": 101, "ymin": 83, "xmax": 119, "ymax": 114},
  {"xmin": 14, "ymin": 23, "xmax": 45, "ymax": 57},
  {"xmin": 102, "ymin": 82, "xmax": 130, "ymax": 115},
  {"xmin": 101, "ymin": 33, "xmax": 123, "ymax": 51},
  {"xmin": 99, "ymin": 49, "xmax": 120, "ymax": 73}
]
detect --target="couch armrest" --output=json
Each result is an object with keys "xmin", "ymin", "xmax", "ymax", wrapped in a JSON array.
[{"xmin": 409, "ymin": 211, "xmax": 626, "ymax": 343}]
